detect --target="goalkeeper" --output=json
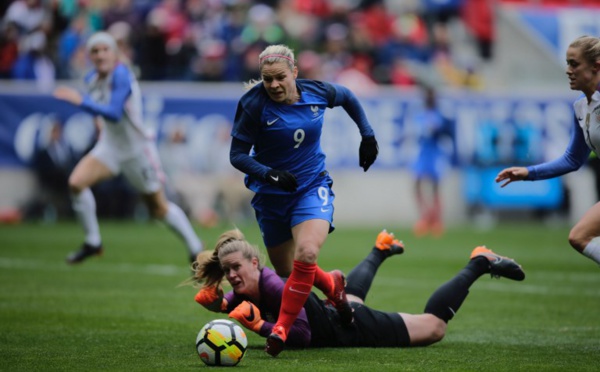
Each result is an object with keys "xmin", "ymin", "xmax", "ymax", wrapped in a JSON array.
[{"xmin": 191, "ymin": 228, "xmax": 524, "ymax": 351}]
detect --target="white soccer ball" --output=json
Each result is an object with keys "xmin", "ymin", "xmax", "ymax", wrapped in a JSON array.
[{"xmin": 196, "ymin": 319, "xmax": 248, "ymax": 366}]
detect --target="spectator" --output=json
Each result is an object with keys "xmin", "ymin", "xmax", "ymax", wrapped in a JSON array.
[
  {"xmin": 0, "ymin": 21, "xmax": 19, "ymax": 78},
  {"xmin": 24, "ymin": 118, "xmax": 77, "ymax": 221}
]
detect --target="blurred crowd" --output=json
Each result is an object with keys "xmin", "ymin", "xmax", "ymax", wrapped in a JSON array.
[{"xmin": 0, "ymin": 0, "xmax": 494, "ymax": 91}]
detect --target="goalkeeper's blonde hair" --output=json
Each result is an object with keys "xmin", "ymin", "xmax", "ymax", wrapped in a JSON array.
[{"xmin": 190, "ymin": 229, "xmax": 264, "ymax": 287}]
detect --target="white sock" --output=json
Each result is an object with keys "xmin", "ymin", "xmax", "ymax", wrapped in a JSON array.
[
  {"xmin": 582, "ymin": 237, "xmax": 600, "ymax": 266},
  {"xmin": 71, "ymin": 188, "xmax": 101, "ymax": 246},
  {"xmin": 163, "ymin": 202, "xmax": 203, "ymax": 255}
]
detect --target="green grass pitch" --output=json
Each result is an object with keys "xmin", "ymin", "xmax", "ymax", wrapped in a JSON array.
[{"xmin": 1, "ymin": 221, "xmax": 599, "ymax": 371}]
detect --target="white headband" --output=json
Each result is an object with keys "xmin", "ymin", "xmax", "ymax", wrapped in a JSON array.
[{"xmin": 86, "ymin": 32, "xmax": 117, "ymax": 52}]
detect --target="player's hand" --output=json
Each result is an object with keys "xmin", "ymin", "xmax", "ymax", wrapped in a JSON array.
[
  {"xmin": 265, "ymin": 169, "xmax": 298, "ymax": 192},
  {"xmin": 53, "ymin": 86, "xmax": 83, "ymax": 106},
  {"xmin": 359, "ymin": 136, "xmax": 378, "ymax": 172},
  {"xmin": 195, "ymin": 285, "xmax": 226, "ymax": 312},
  {"xmin": 229, "ymin": 301, "xmax": 264, "ymax": 333},
  {"xmin": 495, "ymin": 167, "xmax": 529, "ymax": 188}
]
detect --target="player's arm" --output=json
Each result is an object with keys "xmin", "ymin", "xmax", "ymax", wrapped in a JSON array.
[
  {"xmin": 229, "ymin": 137, "xmax": 268, "ymax": 179},
  {"xmin": 329, "ymin": 83, "xmax": 375, "ymax": 137},
  {"xmin": 230, "ymin": 137, "xmax": 298, "ymax": 192},
  {"xmin": 526, "ymin": 115, "xmax": 590, "ymax": 180},
  {"xmin": 329, "ymin": 83, "xmax": 379, "ymax": 171},
  {"xmin": 79, "ymin": 66, "xmax": 132, "ymax": 122}
]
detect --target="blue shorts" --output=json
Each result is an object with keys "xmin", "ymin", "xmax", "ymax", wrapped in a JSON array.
[
  {"xmin": 412, "ymin": 152, "xmax": 444, "ymax": 182},
  {"xmin": 252, "ymin": 174, "xmax": 335, "ymax": 247}
]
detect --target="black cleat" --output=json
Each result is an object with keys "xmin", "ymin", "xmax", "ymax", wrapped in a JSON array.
[
  {"xmin": 470, "ymin": 246, "xmax": 525, "ymax": 281},
  {"xmin": 66, "ymin": 243, "xmax": 103, "ymax": 264}
]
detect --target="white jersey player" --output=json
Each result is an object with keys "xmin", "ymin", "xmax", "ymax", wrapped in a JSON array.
[
  {"xmin": 53, "ymin": 31, "xmax": 203, "ymax": 264},
  {"xmin": 495, "ymin": 35, "xmax": 600, "ymax": 267}
]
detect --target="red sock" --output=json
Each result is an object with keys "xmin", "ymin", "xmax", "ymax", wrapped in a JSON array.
[
  {"xmin": 313, "ymin": 265, "xmax": 333, "ymax": 297},
  {"xmin": 275, "ymin": 260, "xmax": 316, "ymax": 335}
]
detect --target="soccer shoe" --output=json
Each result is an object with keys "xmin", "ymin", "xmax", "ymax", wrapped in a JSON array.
[
  {"xmin": 375, "ymin": 229, "xmax": 405, "ymax": 256},
  {"xmin": 470, "ymin": 246, "xmax": 525, "ymax": 281},
  {"xmin": 265, "ymin": 325, "xmax": 286, "ymax": 357},
  {"xmin": 66, "ymin": 243, "xmax": 103, "ymax": 264},
  {"xmin": 327, "ymin": 270, "xmax": 354, "ymax": 325}
]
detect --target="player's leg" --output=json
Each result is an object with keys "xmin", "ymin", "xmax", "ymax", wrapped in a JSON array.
[
  {"xmin": 569, "ymin": 201, "xmax": 600, "ymax": 265},
  {"xmin": 141, "ymin": 189, "xmax": 203, "ymax": 261},
  {"xmin": 345, "ymin": 229, "xmax": 404, "ymax": 303},
  {"xmin": 266, "ymin": 240, "xmax": 295, "ymax": 277},
  {"xmin": 423, "ymin": 246, "xmax": 524, "ymax": 324},
  {"xmin": 266, "ymin": 219, "xmax": 329, "ymax": 356},
  {"xmin": 124, "ymin": 147, "xmax": 203, "ymax": 262},
  {"xmin": 400, "ymin": 313, "xmax": 447, "ymax": 346},
  {"xmin": 429, "ymin": 177, "xmax": 444, "ymax": 237},
  {"xmin": 413, "ymin": 176, "xmax": 429, "ymax": 236},
  {"xmin": 66, "ymin": 153, "xmax": 113, "ymax": 264},
  {"xmin": 291, "ymin": 182, "xmax": 353, "ymax": 325}
]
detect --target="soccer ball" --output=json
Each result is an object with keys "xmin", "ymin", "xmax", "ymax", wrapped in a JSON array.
[{"xmin": 196, "ymin": 319, "xmax": 248, "ymax": 366}]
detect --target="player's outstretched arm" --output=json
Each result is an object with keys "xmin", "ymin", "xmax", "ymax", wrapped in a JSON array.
[
  {"xmin": 495, "ymin": 167, "xmax": 529, "ymax": 188},
  {"xmin": 53, "ymin": 86, "xmax": 83, "ymax": 106}
]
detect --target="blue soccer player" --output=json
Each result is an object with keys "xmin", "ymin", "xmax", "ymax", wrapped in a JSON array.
[
  {"xmin": 411, "ymin": 86, "xmax": 449, "ymax": 237},
  {"xmin": 53, "ymin": 32, "xmax": 203, "ymax": 265},
  {"xmin": 496, "ymin": 35, "xmax": 600, "ymax": 267},
  {"xmin": 228, "ymin": 44, "xmax": 379, "ymax": 356},
  {"xmin": 192, "ymin": 229, "xmax": 525, "ymax": 351}
]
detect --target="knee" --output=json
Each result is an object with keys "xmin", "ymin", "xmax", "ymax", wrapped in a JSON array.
[
  {"xmin": 68, "ymin": 175, "xmax": 83, "ymax": 194},
  {"xmin": 427, "ymin": 319, "xmax": 446, "ymax": 345},
  {"xmin": 568, "ymin": 229, "xmax": 588, "ymax": 253},
  {"xmin": 295, "ymin": 242, "xmax": 319, "ymax": 263},
  {"xmin": 146, "ymin": 199, "xmax": 168, "ymax": 219},
  {"xmin": 149, "ymin": 203, "xmax": 168, "ymax": 219},
  {"xmin": 418, "ymin": 316, "xmax": 446, "ymax": 346}
]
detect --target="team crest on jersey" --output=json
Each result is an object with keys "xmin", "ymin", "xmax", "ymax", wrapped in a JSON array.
[
  {"xmin": 593, "ymin": 105, "xmax": 600, "ymax": 123},
  {"xmin": 311, "ymin": 105, "xmax": 319, "ymax": 117}
]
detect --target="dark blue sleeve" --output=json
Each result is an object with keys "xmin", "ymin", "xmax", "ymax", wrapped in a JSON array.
[
  {"xmin": 231, "ymin": 99, "xmax": 261, "ymax": 144},
  {"xmin": 80, "ymin": 65, "xmax": 131, "ymax": 122},
  {"xmin": 527, "ymin": 115, "xmax": 590, "ymax": 180},
  {"xmin": 330, "ymin": 83, "xmax": 375, "ymax": 137},
  {"xmin": 230, "ymin": 137, "xmax": 270, "ymax": 180}
]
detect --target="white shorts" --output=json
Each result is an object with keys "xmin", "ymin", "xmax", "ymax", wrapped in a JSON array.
[{"xmin": 90, "ymin": 141, "xmax": 164, "ymax": 194}]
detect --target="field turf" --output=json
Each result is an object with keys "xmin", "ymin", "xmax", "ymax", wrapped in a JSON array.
[{"xmin": 1, "ymin": 221, "xmax": 598, "ymax": 371}]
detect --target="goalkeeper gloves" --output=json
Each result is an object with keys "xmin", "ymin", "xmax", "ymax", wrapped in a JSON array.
[
  {"xmin": 229, "ymin": 301, "xmax": 265, "ymax": 334},
  {"xmin": 194, "ymin": 285, "xmax": 227, "ymax": 312},
  {"xmin": 265, "ymin": 169, "xmax": 298, "ymax": 192},
  {"xmin": 359, "ymin": 135, "xmax": 378, "ymax": 172}
]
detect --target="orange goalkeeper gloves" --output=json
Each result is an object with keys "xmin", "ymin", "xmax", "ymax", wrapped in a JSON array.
[
  {"xmin": 194, "ymin": 285, "xmax": 227, "ymax": 312},
  {"xmin": 228, "ymin": 301, "xmax": 264, "ymax": 334}
]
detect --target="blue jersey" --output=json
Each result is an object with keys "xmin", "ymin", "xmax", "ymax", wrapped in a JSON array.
[
  {"xmin": 231, "ymin": 79, "xmax": 374, "ymax": 195},
  {"xmin": 412, "ymin": 108, "xmax": 446, "ymax": 180}
]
